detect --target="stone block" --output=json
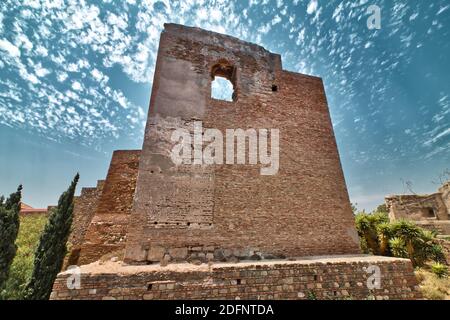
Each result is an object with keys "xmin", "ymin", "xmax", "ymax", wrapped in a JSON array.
[
  {"xmin": 168, "ymin": 247, "xmax": 188, "ymax": 260},
  {"xmin": 147, "ymin": 246, "xmax": 166, "ymax": 262}
]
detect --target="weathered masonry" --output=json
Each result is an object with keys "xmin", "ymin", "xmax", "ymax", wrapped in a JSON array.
[
  {"xmin": 54, "ymin": 24, "xmax": 421, "ymax": 300},
  {"xmin": 52, "ymin": 256, "xmax": 420, "ymax": 300},
  {"xmin": 385, "ymin": 181, "xmax": 450, "ymax": 234},
  {"xmin": 124, "ymin": 23, "xmax": 361, "ymax": 263}
]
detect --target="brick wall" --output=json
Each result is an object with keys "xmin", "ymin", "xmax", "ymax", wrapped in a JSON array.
[
  {"xmin": 125, "ymin": 23, "xmax": 360, "ymax": 264},
  {"xmin": 76, "ymin": 150, "xmax": 140, "ymax": 265},
  {"xmin": 66, "ymin": 180, "xmax": 105, "ymax": 266},
  {"xmin": 51, "ymin": 255, "xmax": 421, "ymax": 300}
]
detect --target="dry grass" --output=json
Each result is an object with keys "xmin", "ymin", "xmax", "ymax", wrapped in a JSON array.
[{"xmin": 415, "ymin": 268, "xmax": 450, "ymax": 300}]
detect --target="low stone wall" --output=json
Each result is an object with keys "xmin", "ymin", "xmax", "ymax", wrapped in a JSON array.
[
  {"xmin": 51, "ymin": 255, "xmax": 421, "ymax": 300},
  {"xmin": 415, "ymin": 221, "xmax": 450, "ymax": 235}
]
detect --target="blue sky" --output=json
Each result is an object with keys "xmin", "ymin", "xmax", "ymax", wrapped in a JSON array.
[{"xmin": 0, "ymin": 0, "xmax": 449, "ymax": 211}]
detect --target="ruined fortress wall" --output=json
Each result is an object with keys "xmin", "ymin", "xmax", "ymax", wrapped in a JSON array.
[
  {"xmin": 125, "ymin": 24, "xmax": 360, "ymax": 264},
  {"xmin": 69, "ymin": 181, "xmax": 105, "ymax": 247},
  {"xmin": 439, "ymin": 182, "xmax": 450, "ymax": 215},
  {"xmin": 415, "ymin": 221, "xmax": 450, "ymax": 235},
  {"xmin": 66, "ymin": 181, "xmax": 105, "ymax": 266},
  {"xmin": 386, "ymin": 193, "xmax": 449, "ymax": 221},
  {"xmin": 51, "ymin": 256, "xmax": 420, "ymax": 300},
  {"xmin": 77, "ymin": 150, "xmax": 140, "ymax": 265}
]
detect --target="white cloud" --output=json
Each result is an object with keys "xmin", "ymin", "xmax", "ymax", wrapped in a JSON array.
[
  {"xmin": 437, "ymin": 5, "xmax": 449, "ymax": 15},
  {"xmin": 107, "ymin": 13, "xmax": 128, "ymax": 29},
  {"xmin": 0, "ymin": 39, "xmax": 21, "ymax": 57},
  {"xmin": 19, "ymin": 69, "xmax": 39, "ymax": 84},
  {"xmin": 210, "ymin": 8, "xmax": 222, "ymax": 21},
  {"xmin": 258, "ymin": 22, "xmax": 271, "ymax": 34},
  {"xmin": 56, "ymin": 71, "xmax": 68, "ymax": 82},
  {"xmin": 424, "ymin": 128, "xmax": 450, "ymax": 146},
  {"xmin": 196, "ymin": 8, "xmax": 208, "ymax": 21},
  {"xmin": 0, "ymin": 12, "xmax": 4, "ymax": 33},
  {"xmin": 72, "ymin": 81, "xmax": 82, "ymax": 91},
  {"xmin": 271, "ymin": 14, "xmax": 282, "ymax": 25},
  {"xmin": 91, "ymin": 68, "xmax": 108, "ymax": 84},
  {"xmin": 35, "ymin": 64, "xmax": 50, "ymax": 77},
  {"xmin": 35, "ymin": 46, "xmax": 48, "ymax": 57},
  {"xmin": 15, "ymin": 33, "xmax": 33, "ymax": 52},
  {"xmin": 306, "ymin": 0, "xmax": 318, "ymax": 15}
]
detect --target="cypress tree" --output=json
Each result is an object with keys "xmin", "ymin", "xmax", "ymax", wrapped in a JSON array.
[
  {"xmin": 0, "ymin": 185, "xmax": 22, "ymax": 290},
  {"xmin": 25, "ymin": 174, "xmax": 79, "ymax": 300}
]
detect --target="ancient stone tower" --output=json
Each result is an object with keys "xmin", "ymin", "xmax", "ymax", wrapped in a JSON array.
[
  {"xmin": 53, "ymin": 24, "xmax": 421, "ymax": 300},
  {"xmin": 123, "ymin": 23, "xmax": 360, "ymax": 263}
]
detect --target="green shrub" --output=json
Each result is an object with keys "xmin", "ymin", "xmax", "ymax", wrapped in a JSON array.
[
  {"xmin": 431, "ymin": 263, "xmax": 448, "ymax": 278},
  {"xmin": 355, "ymin": 211, "xmax": 444, "ymax": 267},
  {"xmin": 0, "ymin": 186, "xmax": 22, "ymax": 291},
  {"xmin": 389, "ymin": 237, "xmax": 408, "ymax": 258},
  {"xmin": 355, "ymin": 211, "xmax": 389, "ymax": 255}
]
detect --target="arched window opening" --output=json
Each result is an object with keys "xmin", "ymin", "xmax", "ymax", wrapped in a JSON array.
[{"xmin": 211, "ymin": 60, "xmax": 237, "ymax": 102}]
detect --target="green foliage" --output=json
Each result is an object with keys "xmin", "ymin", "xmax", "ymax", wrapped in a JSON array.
[
  {"xmin": 307, "ymin": 290, "xmax": 317, "ymax": 300},
  {"xmin": 375, "ymin": 203, "xmax": 388, "ymax": 214},
  {"xmin": 0, "ymin": 186, "xmax": 22, "ymax": 290},
  {"xmin": 389, "ymin": 237, "xmax": 408, "ymax": 258},
  {"xmin": 355, "ymin": 210, "xmax": 445, "ymax": 267},
  {"xmin": 355, "ymin": 211, "xmax": 389, "ymax": 255},
  {"xmin": 0, "ymin": 214, "xmax": 47, "ymax": 299},
  {"xmin": 25, "ymin": 174, "xmax": 79, "ymax": 300},
  {"xmin": 350, "ymin": 202, "xmax": 358, "ymax": 214},
  {"xmin": 431, "ymin": 263, "xmax": 448, "ymax": 279}
]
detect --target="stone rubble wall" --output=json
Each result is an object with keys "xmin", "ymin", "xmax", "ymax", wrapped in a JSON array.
[
  {"xmin": 415, "ymin": 221, "xmax": 450, "ymax": 235},
  {"xmin": 51, "ymin": 256, "xmax": 421, "ymax": 300}
]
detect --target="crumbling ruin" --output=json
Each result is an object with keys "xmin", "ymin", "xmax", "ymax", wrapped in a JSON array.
[
  {"xmin": 52, "ymin": 24, "xmax": 421, "ymax": 300},
  {"xmin": 385, "ymin": 181, "xmax": 450, "ymax": 234}
]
